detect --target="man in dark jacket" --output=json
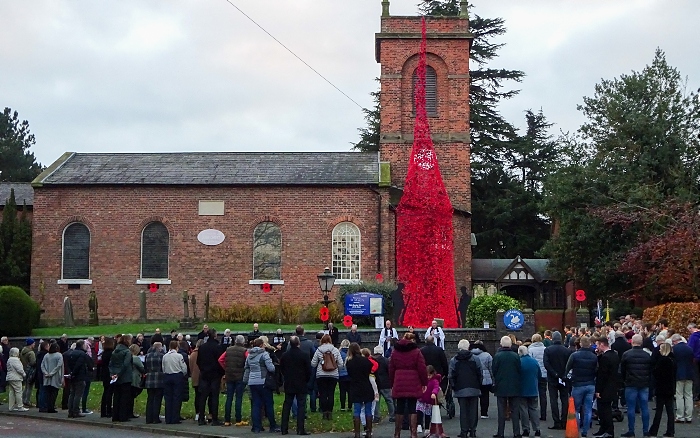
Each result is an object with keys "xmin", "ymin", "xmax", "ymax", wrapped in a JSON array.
[
  {"xmin": 327, "ymin": 323, "xmax": 340, "ymax": 347},
  {"xmin": 543, "ymin": 331, "xmax": 571, "ymax": 430},
  {"xmin": 620, "ymin": 334, "xmax": 652, "ymax": 437},
  {"xmin": 593, "ymin": 337, "xmax": 620, "ymax": 438},
  {"xmin": 286, "ymin": 326, "xmax": 317, "ymax": 413},
  {"xmin": 492, "ymin": 336, "xmax": 522, "ymax": 438},
  {"xmin": 280, "ymin": 336, "xmax": 312, "ymax": 435},
  {"xmin": 346, "ymin": 324, "xmax": 362, "ymax": 345},
  {"xmin": 371, "ymin": 346, "xmax": 395, "ymax": 423},
  {"xmin": 65, "ymin": 340, "xmax": 89, "ymax": 418},
  {"xmin": 611, "ymin": 331, "xmax": 632, "ymax": 409},
  {"xmin": 223, "ymin": 335, "xmax": 247, "ymax": 426},
  {"xmin": 248, "ymin": 323, "xmax": 262, "ymax": 346},
  {"xmin": 196, "ymin": 328, "xmax": 224, "ymax": 426},
  {"xmin": 671, "ymin": 334, "xmax": 694, "ymax": 423},
  {"xmin": 421, "ymin": 336, "xmax": 449, "ymax": 393},
  {"xmin": 565, "ymin": 336, "xmax": 598, "ymax": 437}
]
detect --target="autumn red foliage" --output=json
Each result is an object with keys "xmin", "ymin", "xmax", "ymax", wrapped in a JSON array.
[
  {"xmin": 596, "ymin": 201, "xmax": 700, "ymax": 303},
  {"xmin": 396, "ymin": 18, "xmax": 458, "ymax": 328}
]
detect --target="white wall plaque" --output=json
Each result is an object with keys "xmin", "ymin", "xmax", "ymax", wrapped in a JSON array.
[{"xmin": 198, "ymin": 229, "xmax": 225, "ymax": 246}]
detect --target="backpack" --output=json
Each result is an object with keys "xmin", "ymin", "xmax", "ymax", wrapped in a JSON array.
[{"xmin": 321, "ymin": 350, "xmax": 337, "ymax": 372}]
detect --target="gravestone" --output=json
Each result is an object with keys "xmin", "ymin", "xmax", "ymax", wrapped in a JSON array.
[
  {"xmin": 63, "ymin": 296, "xmax": 75, "ymax": 327},
  {"xmin": 139, "ymin": 291, "xmax": 147, "ymax": 323},
  {"xmin": 88, "ymin": 290, "xmax": 99, "ymax": 326}
]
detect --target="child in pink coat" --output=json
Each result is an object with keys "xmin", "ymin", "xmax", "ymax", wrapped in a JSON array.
[{"xmin": 416, "ymin": 365, "xmax": 441, "ymax": 436}]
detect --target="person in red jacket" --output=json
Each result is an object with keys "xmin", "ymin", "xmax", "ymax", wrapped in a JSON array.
[{"xmin": 389, "ymin": 333, "xmax": 428, "ymax": 438}]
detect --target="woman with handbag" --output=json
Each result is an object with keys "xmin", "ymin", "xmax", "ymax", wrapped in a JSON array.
[
  {"xmin": 310, "ymin": 334, "xmax": 344, "ymax": 420},
  {"xmin": 244, "ymin": 338, "xmax": 280, "ymax": 433}
]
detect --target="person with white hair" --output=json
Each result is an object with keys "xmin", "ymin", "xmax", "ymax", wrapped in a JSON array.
[
  {"xmin": 493, "ymin": 335, "xmax": 522, "ymax": 438},
  {"xmin": 620, "ymin": 334, "xmax": 652, "ymax": 437},
  {"xmin": 221, "ymin": 329, "xmax": 233, "ymax": 352},
  {"xmin": 671, "ymin": 333, "xmax": 694, "ymax": 423},
  {"xmin": 518, "ymin": 345, "xmax": 542, "ymax": 438},
  {"xmin": 6, "ymin": 347, "xmax": 28, "ymax": 411},
  {"xmin": 424, "ymin": 320, "xmax": 446, "ymax": 350},
  {"xmin": 449, "ymin": 339, "xmax": 482, "ymax": 438}
]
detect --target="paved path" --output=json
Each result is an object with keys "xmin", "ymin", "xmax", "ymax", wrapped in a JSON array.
[{"xmin": 1, "ymin": 398, "xmax": 698, "ymax": 438}]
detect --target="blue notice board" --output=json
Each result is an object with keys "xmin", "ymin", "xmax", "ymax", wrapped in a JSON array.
[{"xmin": 344, "ymin": 292, "xmax": 383, "ymax": 316}]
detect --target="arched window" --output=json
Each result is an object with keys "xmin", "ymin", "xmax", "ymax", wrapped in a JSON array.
[
  {"xmin": 141, "ymin": 222, "xmax": 169, "ymax": 279},
  {"xmin": 253, "ymin": 222, "xmax": 282, "ymax": 280},
  {"xmin": 413, "ymin": 65, "xmax": 437, "ymax": 116},
  {"xmin": 62, "ymin": 223, "xmax": 90, "ymax": 280},
  {"xmin": 332, "ymin": 222, "xmax": 361, "ymax": 281}
]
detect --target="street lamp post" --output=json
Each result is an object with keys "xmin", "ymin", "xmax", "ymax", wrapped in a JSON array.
[{"xmin": 317, "ymin": 267, "xmax": 336, "ymax": 329}]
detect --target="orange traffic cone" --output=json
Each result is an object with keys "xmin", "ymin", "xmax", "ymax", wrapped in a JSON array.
[{"xmin": 565, "ymin": 395, "xmax": 579, "ymax": 438}]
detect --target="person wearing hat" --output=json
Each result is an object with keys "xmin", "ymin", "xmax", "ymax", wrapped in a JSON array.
[
  {"xmin": 542, "ymin": 331, "xmax": 571, "ymax": 430},
  {"xmin": 20, "ymin": 338, "xmax": 36, "ymax": 407}
]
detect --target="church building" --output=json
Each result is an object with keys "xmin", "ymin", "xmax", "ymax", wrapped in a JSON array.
[{"xmin": 30, "ymin": 3, "xmax": 473, "ymax": 324}]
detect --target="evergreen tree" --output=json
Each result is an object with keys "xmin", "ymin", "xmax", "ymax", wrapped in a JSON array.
[
  {"xmin": 542, "ymin": 49, "xmax": 700, "ymax": 300},
  {"xmin": 0, "ymin": 107, "xmax": 43, "ymax": 182},
  {"xmin": 351, "ymin": 88, "xmax": 380, "ymax": 152},
  {"xmin": 0, "ymin": 189, "xmax": 32, "ymax": 292}
]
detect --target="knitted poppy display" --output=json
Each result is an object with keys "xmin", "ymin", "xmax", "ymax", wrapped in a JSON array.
[{"xmin": 396, "ymin": 17, "xmax": 458, "ymax": 328}]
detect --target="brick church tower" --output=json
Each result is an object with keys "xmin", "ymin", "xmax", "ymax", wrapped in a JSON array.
[{"xmin": 376, "ymin": 1, "xmax": 473, "ymax": 294}]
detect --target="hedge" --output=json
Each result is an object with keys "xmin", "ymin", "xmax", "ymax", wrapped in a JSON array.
[
  {"xmin": 0, "ymin": 285, "xmax": 41, "ymax": 336},
  {"xmin": 642, "ymin": 302, "xmax": 700, "ymax": 338},
  {"xmin": 466, "ymin": 293, "xmax": 520, "ymax": 328}
]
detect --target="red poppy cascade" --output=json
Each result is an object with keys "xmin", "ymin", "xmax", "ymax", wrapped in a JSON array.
[
  {"xmin": 319, "ymin": 306, "xmax": 330, "ymax": 322},
  {"xmin": 396, "ymin": 18, "xmax": 458, "ymax": 328}
]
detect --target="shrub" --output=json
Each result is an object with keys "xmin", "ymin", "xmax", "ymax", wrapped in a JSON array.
[
  {"xmin": 466, "ymin": 293, "xmax": 520, "ymax": 328},
  {"xmin": 210, "ymin": 301, "xmax": 343, "ymax": 325},
  {"xmin": 338, "ymin": 280, "xmax": 397, "ymax": 327},
  {"xmin": 643, "ymin": 303, "xmax": 700, "ymax": 338},
  {"xmin": 0, "ymin": 285, "xmax": 41, "ymax": 336}
]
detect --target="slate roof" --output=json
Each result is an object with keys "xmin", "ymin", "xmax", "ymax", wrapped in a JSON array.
[
  {"xmin": 472, "ymin": 258, "xmax": 553, "ymax": 282},
  {"xmin": 0, "ymin": 182, "xmax": 33, "ymax": 207},
  {"xmin": 34, "ymin": 152, "xmax": 380, "ymax": 186}
]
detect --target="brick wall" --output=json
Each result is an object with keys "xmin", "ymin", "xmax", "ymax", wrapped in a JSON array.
[
  {"xmin": 31, "ymin": 185, "xmax": 382, "ymax": 323},
  {"xmin": 376, "ymin": 15, "xmax": 473, "ymax": 294}
]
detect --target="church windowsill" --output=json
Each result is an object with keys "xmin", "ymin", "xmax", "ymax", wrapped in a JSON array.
[
  {"xmin": 248, "ymin": 280, "xmax": 284, "ymax": 285},
  {"xmin": 57, "ymin": 279, "xmax": 93, "ymax": 285},
  {"xmin": 136, "ymin": 279, "xmax": 172, "ymax": 285},
  {"xmin": 334, "ymin": 279, "xmax": 361, "ymax": 285}
]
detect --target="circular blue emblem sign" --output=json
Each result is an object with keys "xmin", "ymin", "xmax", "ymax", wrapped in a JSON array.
[{"xmin": 504, "ymin": 309, "xmax": 524, "ymax": 330}]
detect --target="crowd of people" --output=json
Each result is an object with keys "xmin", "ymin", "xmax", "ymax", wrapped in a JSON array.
[{"xmin": 0, "ymin": 314, "xmax": 699, "ymax": 438}]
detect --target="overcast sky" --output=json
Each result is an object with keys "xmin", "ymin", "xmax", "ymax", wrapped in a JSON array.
[{"xmin": 2, "ymin": 0, "xmax": 699, "ymax": 168}]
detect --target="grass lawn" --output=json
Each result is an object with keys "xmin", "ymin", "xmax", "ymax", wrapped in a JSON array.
[
  {"xmin": 0, "ymin": 382, "xmax": 386, "ymax": 433},
  {"xmin": 32, "ymin": 323, "xmax": 329, "ymax": 338}
]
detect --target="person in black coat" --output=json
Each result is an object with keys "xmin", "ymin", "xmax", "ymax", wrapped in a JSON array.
[
  {"xmin": 196, "ymin": 328, "xmax": 224, "ymax": 426},
  {"xmin": 65, "ymin": 340, "xmax": 89, "ymax": 418},
  {"xmin": 610, "ymin": 331, "xmax": 631, "ymax": 409},
  {"xmin": 648, "ymin": 344, "xmax": 676, "ymax": 437},
  {"xmin": 371, "ymin": 346, "xmax": 395, "ymax": 422},
  {"xmin": 280, "ymin": 336, "xmax": 312, "ymax": 435},
  {"xmin": 100, "ymin": 338, "xmax": 115, "ymax": 417},
  {"xmin": 542, "ymin": 331, "xmax": 572, "ymax": 430},
  {"xmin": 593, "ymin": 337, "xmax": 620, "ymax": 438},
  {"xmin": 346, "ymin": 343, "xmax": 375, "ymax": 438},
  {"xmin": 346, "ymin": 325, "xmax": 362, "ymax": 346},
  {"xmin": 421, "ymin": 338, "xmax": 449, "ymax": 392}
]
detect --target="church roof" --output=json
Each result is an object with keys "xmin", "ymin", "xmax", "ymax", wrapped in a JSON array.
[
  {"xmin": 472, "ymin": 257, "xmax": 553, "ymax": 282},
  {"xmin": 0, "ymin": 182, "xmax": 33, "ymax": 207},
  {"xmin": 33, "ymin": 152, "xmax": 380, "ymax": 186}
]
